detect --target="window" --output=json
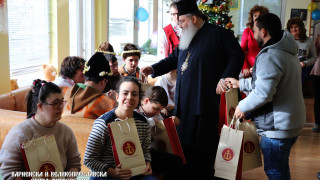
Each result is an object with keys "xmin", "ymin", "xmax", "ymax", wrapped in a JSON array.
[
  {"xmin": 69, "ymin": 0, "xmax": 95, "ymax": 60},
  {"xmin": 7, "ymin": 0, "xmax": 51, "ymax": 88},
  {"xmin": 109, "ymin": 0, "xmax": 158, "ymax": 59},
  {"xmin": 109, "ymin": 0, "xmax": 135, "ymax": 53}
]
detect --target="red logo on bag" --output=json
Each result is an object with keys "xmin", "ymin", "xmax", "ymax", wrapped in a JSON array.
[
  {"xmin": 122, "ymin": 141, "xmax": 136, "ymax": 155},
  {"xmin": 229, "ymin": 107, "xmax": 235, "ymax": 118},
  {"xmin": 244, "ymin": 141, "xmax": 255, "ymax": 153},
  {"xmin": 222, "ymin": 148, "xmax": 234, "ymax": 161},
  {"xmin": 38, "ymin": 162, "xmax": 56, "ymax": 178}
]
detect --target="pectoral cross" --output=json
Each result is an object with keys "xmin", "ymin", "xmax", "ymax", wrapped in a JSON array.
[{"xmin": 181, "ymin": 51, "xmax": 191, "ymax": 75}]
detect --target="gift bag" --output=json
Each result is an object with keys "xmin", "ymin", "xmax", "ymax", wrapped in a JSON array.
[
  {"xmin": 214, "ymin": 124, "xmax": 244, "ymax": 180},
  {"xmin": 239, "ymin": 121, "xmax": 262, "ymax": 171},
  {"xmin": 108, "ymin": 118, "xmax": 146, "ymax": 177},
  {"xmin": 21, "ymin": 135, "xmax": 64, "ymax": 179},
  {"xmin": 151, "ymin": 118, "xmax": 186, "ymax": 164},
  {"xmin": 219, "ymin": 88, "xmax": 239, "ymax": 132},
  {"xmin": 140, "ymin": 74, "xmax": 152, "ymax": 94}
]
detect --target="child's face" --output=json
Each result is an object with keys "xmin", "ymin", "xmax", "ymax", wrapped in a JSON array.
[
  {"xmin": 124, "ymin": 55, "xmax": 139, "ymax": 73},
  {"xmin": 116, "ymin": 81, "xmax": 139, "ymax": 112},
  {"xmin": 142, "ymin": 98, "xmax": 165, "ymax": 118},
  {"xmin": 109, "ymin": 61, "xmax": 119, "ymax": 76}
]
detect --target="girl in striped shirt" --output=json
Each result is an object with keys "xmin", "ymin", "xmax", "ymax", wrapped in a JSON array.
[{"xmin": 84, "ymin": 76, "xmax": 157, "ymax": 180}]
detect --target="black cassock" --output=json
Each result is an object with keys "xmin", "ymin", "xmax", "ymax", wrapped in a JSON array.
[{"xmin": 152, "ymin": 22, "xmax": 244, "ymax": 179}]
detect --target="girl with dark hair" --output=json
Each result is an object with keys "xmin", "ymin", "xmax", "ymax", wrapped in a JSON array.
[
  {"xmin": 84, "ymin": 76, "xmax": 156, "ymax": 180},
  {"xmin": 53, "ymin": 56, "xmax": 86, "ymax": 87},
  {"xmin": 241, "ymin": 5, "xmax": 269, "ymax": 78},
  {"xmin": 287, "ymin": 17, "xmax": 317, "ymax": 83},
  {"xmin": 0, "ymin": 79, "xmax": 81, "ymax": 180},
  {"xmin": 119, "ymin": 43, "xmax": 146, "ymax": 82}
]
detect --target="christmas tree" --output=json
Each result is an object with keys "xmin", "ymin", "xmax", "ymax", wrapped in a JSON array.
[{"xmin": 198, "ymin": 0, "xmax": 234, "ymax": 33}]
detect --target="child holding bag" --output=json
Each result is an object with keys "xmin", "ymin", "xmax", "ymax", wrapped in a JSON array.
[
  {"xmin": 135, "ymin": 86, "xmax": 182, "ymax": 180},
  {"xmin": 84, "ymin": 76, "xmax": 156, "ymax": 180}
]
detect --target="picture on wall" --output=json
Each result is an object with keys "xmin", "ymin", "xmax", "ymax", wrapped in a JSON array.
[
  {"xmin": 290, "ymin": 9, "xmax": 307, "ymax": 21},
  {"xmin": 229, "ymin": 0, "xmax": 239, "ymax": 9}
]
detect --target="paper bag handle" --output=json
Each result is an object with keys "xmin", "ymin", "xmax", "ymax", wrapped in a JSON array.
[
  {"xmin": 139, "ymin": 72, "xmax": 148, "ymax": 84},
  {"xmin": 22, "ymin": 138, "xmax": 50, "ymax": 162},
  {"xmin": 230, "ymin": 115, "xmax": 241, "ymax": 130},
  {"xmin": 115, "ymin": 118, "xmax": 131, "ymax": 134}
]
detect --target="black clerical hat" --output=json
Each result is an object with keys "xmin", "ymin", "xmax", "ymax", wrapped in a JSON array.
[
  {"xmin": 83, "ymin": 52, "xmax": 111, "ymax": 79},
  {"xmin": 176, "ymin": 0, "xmax": 199, "ymax": 16}
]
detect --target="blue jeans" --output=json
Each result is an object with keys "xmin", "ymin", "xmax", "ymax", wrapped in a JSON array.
[
  {"xmin": 260, "ymin": 135, "xmax": 298, "ymax": 180},
  {"xmin": 89, "ymin": 175, "xmax": 157, "ymax": 180}
]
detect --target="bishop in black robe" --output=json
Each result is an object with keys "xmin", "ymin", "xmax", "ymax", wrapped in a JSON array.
[{"xmin": 143, "ymin": 1, "xmax": 244, "ymax": 179}]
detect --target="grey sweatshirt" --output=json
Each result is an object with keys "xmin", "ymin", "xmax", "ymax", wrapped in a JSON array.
[{"xmin": 238, "ymin": 31, "xmax": 306, "ymax": 139}]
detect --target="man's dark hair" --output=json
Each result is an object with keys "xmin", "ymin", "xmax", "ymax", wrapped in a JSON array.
[
  {"xmin": 255, "ymin": 13, "xmax": 282, "ymax": 38},
  {"xmin": 60, "ymin": 56, "xmax": 85, "ymax": 79},
  {"xmin": 143, "ymin": 86, "xmax": 168, "ymax": 107}
]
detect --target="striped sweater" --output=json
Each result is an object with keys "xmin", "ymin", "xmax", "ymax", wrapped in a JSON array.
[{"xmin": 83, "ymin": 109, "xmax": 151, "ymax": 173}]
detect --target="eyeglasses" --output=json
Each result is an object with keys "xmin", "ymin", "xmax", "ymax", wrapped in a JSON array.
[
  {"xmin": 171, "ymin": 13, "xmax": 178, "ymax": 17},
  {"xmin": 42, "ymin": 100, "xmax": 66, "ymax": 109}
]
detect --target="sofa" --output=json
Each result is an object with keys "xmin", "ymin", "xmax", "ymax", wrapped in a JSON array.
[{"xmin": 0, "ymin": 87, "xmax": 31, "ymax": 112}]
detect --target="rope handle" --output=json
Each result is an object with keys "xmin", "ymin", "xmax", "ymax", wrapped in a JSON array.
[
  {"xmin": 22, "ymin": 137, "xmax": 50, "ymax": 162},
  {"xmin": 229, "ymin": 114, "xmax": 241, "ymax": 131},
  {"xmin": 115, "ymin": 118, "xmax": 131, "ymax": 134}
]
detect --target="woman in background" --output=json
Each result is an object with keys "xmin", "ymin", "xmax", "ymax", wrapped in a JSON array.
[
  {"xmin": 241, "ymin": 5, "xmax": 269, "ymax": 78},
  {"xmin": 287, "ymin": 17, "xmax": 317, "ymax": 83},
  {"xmin": 311, "ymin": 35, "xmax": 320, "ymax": 132}
]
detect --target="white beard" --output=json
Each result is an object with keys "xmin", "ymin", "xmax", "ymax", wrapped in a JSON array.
[{"xmin": 179, "ymin": 21, "xmax": 198, "ymax": 50}]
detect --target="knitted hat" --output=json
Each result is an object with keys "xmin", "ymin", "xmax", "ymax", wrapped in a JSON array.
[
  {"xmin": 176, "ymin": 0, "xmax": 199, "ymax": 16},
  {"xmin": 83, "ymin": 52, "xmax": 112, "ymax": 78}
]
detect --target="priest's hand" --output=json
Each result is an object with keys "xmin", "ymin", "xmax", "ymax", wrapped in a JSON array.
[
  {"xmin": 171, "ymin": 116, "xmax": 181, "ymax": 126},
  {"xmin": 225, "ymin": 78, "xmax": 239, "ymax": 89},
  {"xmin": 216, "ymin": 79, "xmax": 228, "ymax": 94},
  {"xmin": 141, "ymin": 66, "xmax": 153, "ymax": 77},
  {"xmin": 235, "ymin": 106, "xmax": 245, "ymax": 119}
]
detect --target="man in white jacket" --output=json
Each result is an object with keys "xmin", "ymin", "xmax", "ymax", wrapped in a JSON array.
[{"xmin": 226, "ymin": 13, "xmax": 306, "ymax": 180}]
